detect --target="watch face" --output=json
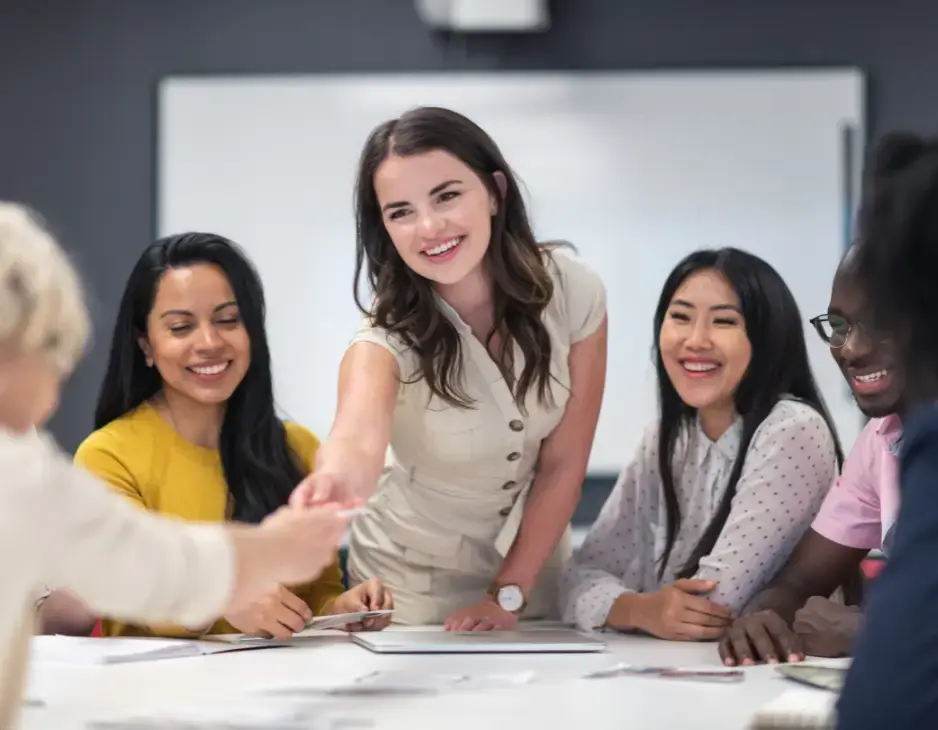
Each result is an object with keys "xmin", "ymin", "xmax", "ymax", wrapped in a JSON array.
[{"xmin": 497, "ymin": 585, "xmax": 524, "ymax": 612}]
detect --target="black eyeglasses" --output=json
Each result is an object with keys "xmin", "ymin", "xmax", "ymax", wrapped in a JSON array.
[{"xmin": 809, "ymin": 313, "xmax": 889, "ymax": 348}]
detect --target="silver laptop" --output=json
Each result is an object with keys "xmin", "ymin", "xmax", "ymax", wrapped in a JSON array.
[{"xmin": 350, "ymin": 628, "xmax": 606, "ymax": 654}]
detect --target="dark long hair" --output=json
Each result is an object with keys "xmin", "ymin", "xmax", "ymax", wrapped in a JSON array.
[
  {"xmin": 852, "ymin": 131, "xmax": 938, "ymax": 406},
  {"xmin": 94, "ymin": 233, "xmax": 306, "ymax": 524},
  {"xmin": 653, "ymin": 248, "xmax": 843, "ymax": 579},
  {"xmin": 353, "ymin": 106, "xmax": 556, "ymax": 410}
]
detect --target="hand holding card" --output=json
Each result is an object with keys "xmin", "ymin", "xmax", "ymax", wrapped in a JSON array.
[
  {"xmin": 302, "ymin": 610, "xmax": 394, "ymax": 633},
  {"xmin": 322, "ymin": 578, "xmax": 394, "ymax": 631}
]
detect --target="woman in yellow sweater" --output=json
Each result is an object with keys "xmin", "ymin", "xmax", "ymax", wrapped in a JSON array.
[{"xmin": 41, "ymin": 232, "xmax": 392, "ymax": 639}]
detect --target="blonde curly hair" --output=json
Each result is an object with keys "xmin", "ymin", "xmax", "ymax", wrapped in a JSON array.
[{"xmin": 0, "ymin": 202, "xmax": 89, "ymax": 374}]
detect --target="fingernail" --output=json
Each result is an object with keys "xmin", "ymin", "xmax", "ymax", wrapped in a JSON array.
[{"xmin": 724, "ymin": 659, "xmax": 735, "ymax": 666}]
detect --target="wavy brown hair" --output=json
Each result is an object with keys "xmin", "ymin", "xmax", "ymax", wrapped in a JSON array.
[{"xmin": 353, "ymin": 106, "xmax": 560, "ymax": 410}]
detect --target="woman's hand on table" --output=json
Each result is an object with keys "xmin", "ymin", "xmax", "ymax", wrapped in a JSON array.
[
  {"xmin": 444, "ymin": 596, "xmax": 518, "ymax": 632},
  {"xmin": 609, "ymin": 579, "xmax": 732, "ymax": 641}
]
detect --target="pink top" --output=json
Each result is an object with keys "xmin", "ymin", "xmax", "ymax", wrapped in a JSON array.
[{"xmin": 811, "ymin": 415, "xmax": 902, "ymax": 552}]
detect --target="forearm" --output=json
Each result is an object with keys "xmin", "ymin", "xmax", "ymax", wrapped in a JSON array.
[
  {"xmin": 47, "ymin": 454, "xmax": 236, "ymax": 628},
  {"xmin": 496, "ymin": 466, "xmax": 581, "ymax": 594},
  {"xmin": 316, "ymin": 436, "xmax": 387, "ymax": 494},
  {"xmin": 605, "ymin": 592, "xmax": 648, "ymax": 631},
  {"xmin": 742, "ymin": 581, "xmax": 811, "ymax": 624}
]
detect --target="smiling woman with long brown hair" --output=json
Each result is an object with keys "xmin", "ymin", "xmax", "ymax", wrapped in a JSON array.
[{"xmin": 292, "ymin": 106, "xmax": 608, "ymax": 629}]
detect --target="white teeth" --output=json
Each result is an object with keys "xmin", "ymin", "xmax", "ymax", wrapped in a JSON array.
[
  {"xmin": 855, "ymin": 369, "xmax": 887, "ymax": 383},
  {"xmin": 425, "ymin": 237, "xmax": 461, "ymax": 256},
  {"xmin": 191, "ymin": 363, "xmax": 228, "ymax": 376},
  {"xmin": 683, "ymin": 362, "xmax": 718, "ymax": 372}
]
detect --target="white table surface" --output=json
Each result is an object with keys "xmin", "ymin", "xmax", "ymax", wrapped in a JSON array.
[{"xmin": 20, "ymin": 625, "xmax": 825, "ymax": 730}]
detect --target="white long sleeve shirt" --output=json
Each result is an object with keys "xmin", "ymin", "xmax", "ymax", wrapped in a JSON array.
[
  {"xmin": 560, "ymin": 399, "xmax": 838, "ymax": 631},
  {"xmin": 0, "ymin": 427, "xmax": 234, "ymax": 728}
]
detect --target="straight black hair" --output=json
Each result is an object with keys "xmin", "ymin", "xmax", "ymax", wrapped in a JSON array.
[
  {"xmin": 653, "ymin": 248, "xmax": 844, "ymax": 579},
  {"xmin": 852, "ymin": 131, "xmax": 938, "ymax": 407},
  {"xmin": 94, "ymin": 232, "xmax": 306, "ymax": 523}
]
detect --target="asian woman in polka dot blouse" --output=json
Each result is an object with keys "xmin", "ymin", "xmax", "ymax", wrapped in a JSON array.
[{"xmin": 560, "ymin": 248, "xmax": 842, "ymax": 640}]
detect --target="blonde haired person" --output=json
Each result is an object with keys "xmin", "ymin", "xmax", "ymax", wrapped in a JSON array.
[{"xmin": 0, "ymin": 202, "xmax": 349, "ymax": 729}]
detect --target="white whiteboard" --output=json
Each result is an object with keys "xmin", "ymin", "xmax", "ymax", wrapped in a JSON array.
[{"xmin": 158, "ymin": 70, "xmax": 865, "ymax": 474}]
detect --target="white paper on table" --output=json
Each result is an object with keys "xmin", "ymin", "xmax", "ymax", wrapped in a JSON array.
[
  {"xmin": 202, "ymin": 633, "xmax": 293, "ymax": 647},
  {"xmin": 86, "ymin": 701, "xmax": 373, "ymax": 730},
  {"xmin": 458, "ymin": 670, "xmax": 538, "ymax": 690},
  {"xmin": 583, "ymin": 662, "xmax": 744, "ymax": 683},
  {"xmin": 29, "ymin": 635, "xmax": 236, "ymax": 665}
]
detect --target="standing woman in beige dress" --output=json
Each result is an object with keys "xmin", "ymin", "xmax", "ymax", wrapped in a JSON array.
[{"xmin": 293, "ymin": 106, "xmax": 608, "ymax": 629}]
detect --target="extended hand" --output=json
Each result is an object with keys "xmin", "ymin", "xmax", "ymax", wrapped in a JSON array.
[
  {"xmin": 257, "ymin": 504, "xmax": 349, "ymax": 586},
  {"xmin": 289, "ymin": 441, "xmax": 375, "ymax": 509},
  {"xmin": 290, "ymin": 472, "xmax": 362, "ymax": 510},
  {"xmin": 444, "ymin": 596, "xmax": 518, "ymax": 632}
]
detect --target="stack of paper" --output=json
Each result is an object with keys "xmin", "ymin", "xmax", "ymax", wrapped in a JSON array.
[{"xmin": 748, "ymin": 689, "xmax": 837, "ymax": 730}]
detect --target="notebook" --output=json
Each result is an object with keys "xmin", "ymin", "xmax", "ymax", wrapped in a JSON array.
[{"xmin": 350, "ymin": 628, "xmax": 605, "ymax": 654}]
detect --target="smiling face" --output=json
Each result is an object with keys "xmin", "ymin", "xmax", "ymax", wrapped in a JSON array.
[
  {"xmin": 826, "ymin": 271, "xmax": 904, "ymax": 418},
  {"xmin": 373, "ymin": 149, "xmax": 499, "ymax": 287},
  {"xmin": 659, "ymin": 269, "xmax": 752, "ymax": 422},
  {"xmin": 139, "ymin": 263, "xmax": 251, "ymax": 407}
]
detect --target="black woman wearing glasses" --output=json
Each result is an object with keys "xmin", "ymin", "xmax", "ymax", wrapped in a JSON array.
[{"xmin": 718, "ymin": 243, "xmax": 905, "ymax": 667}]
